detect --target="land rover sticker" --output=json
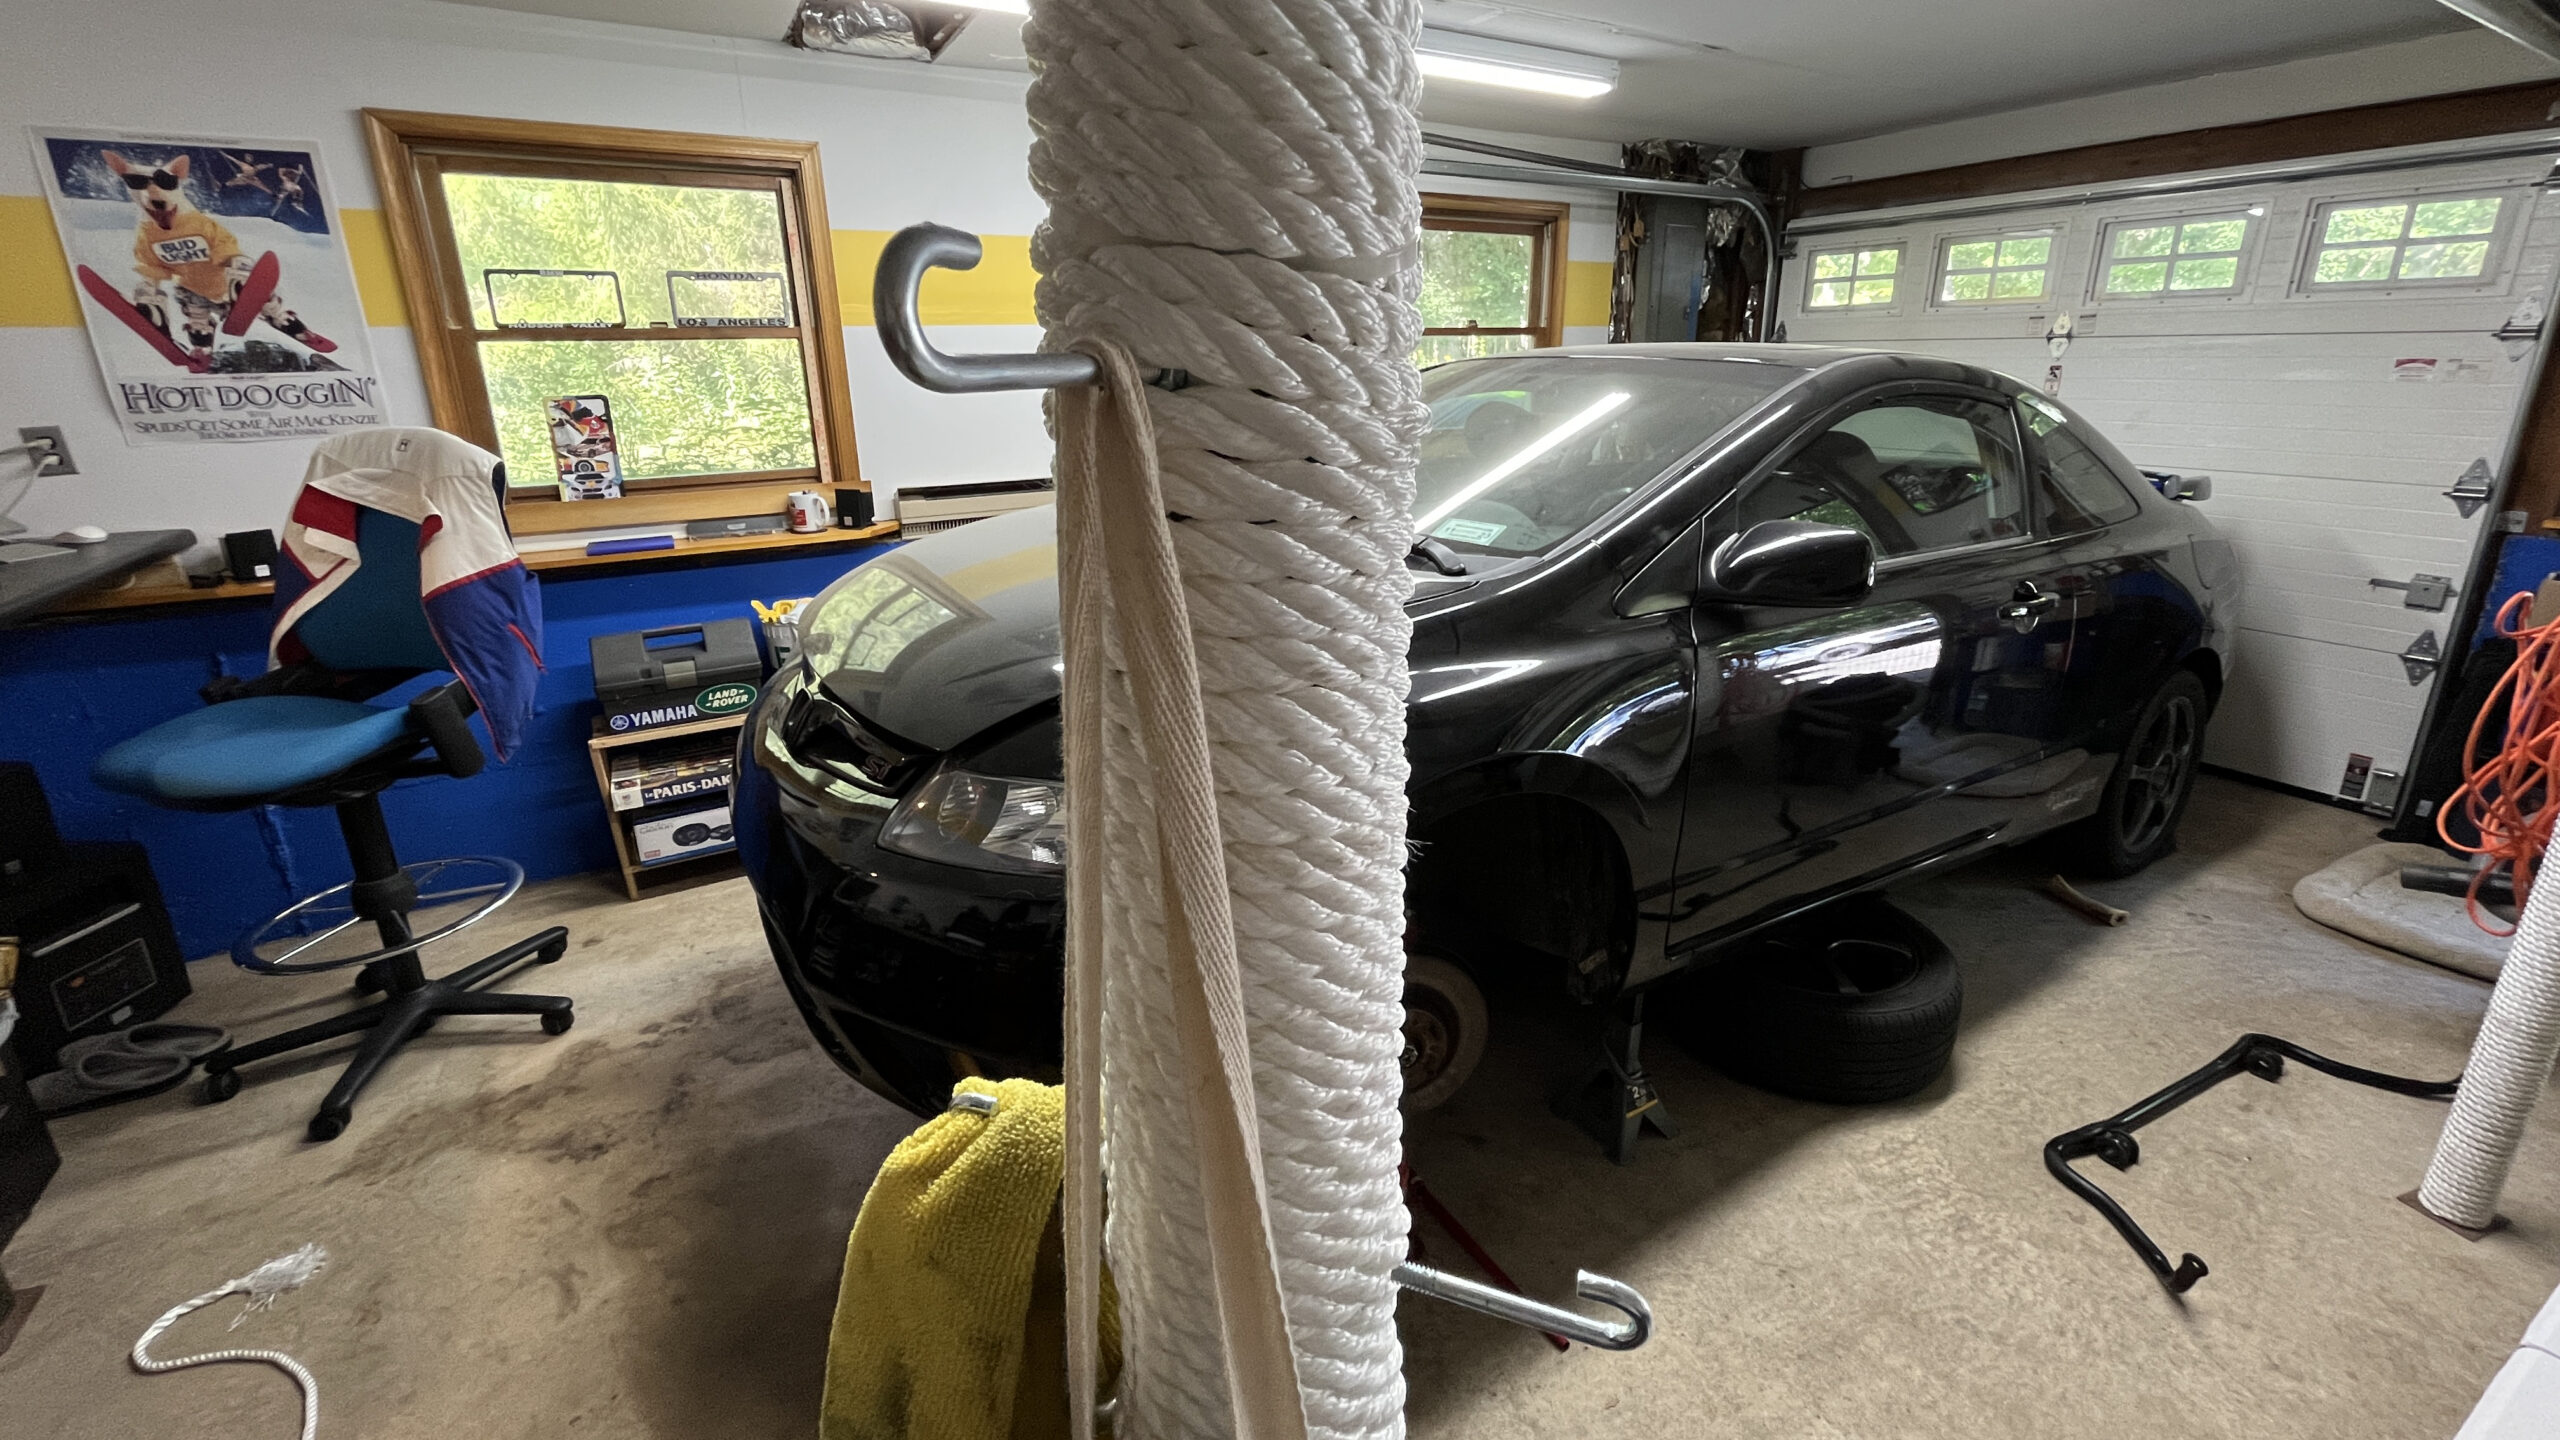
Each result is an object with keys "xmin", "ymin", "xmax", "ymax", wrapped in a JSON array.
[{"xmin": 696, "ymin": 682, "xmax": 758, "ymax": 716}]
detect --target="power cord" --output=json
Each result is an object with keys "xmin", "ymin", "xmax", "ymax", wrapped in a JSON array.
[{"xmin": 2440, "ymin": 589, "xmax": 2560, "ymax": 933}]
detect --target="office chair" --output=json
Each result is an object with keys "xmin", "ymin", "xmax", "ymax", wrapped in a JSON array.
[{"xmin": 92, "ymin": 446, "xmax": 570, "ymax": 1143}]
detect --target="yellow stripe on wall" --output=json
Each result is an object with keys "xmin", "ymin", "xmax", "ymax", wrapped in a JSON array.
[
  {"xmin": 1563, "ymin": 259, "xmax": 1612, "ymax": 330},
  {"xmin": 832, "ymin": 229, "xmax": 1039, "ymax": 327},
  {"xmin": 340, "ymin": 208, "xmax": 410, "ymax": 328},
  {"xmin": 0, "ymin": 196, "xmax": 80, "ymax": 327},
  {"xmin": 4, "ymin": 201, "xmax": 1612, "ymax": 334}
]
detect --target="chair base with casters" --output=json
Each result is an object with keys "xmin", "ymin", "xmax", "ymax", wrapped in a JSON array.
[{"xmin": 96, "ymin": 678, "xmax": 574, "ymax": 1143}]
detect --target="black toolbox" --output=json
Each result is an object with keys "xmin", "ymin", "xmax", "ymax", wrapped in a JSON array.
[{"xmin": 589, "ymin": 620, "xmax": 765, "ymax": 734}]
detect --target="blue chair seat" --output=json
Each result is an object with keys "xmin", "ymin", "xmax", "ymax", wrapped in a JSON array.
[{"xmin": 94, "ymin": 696, "xmax": 421, "ymax": 804}]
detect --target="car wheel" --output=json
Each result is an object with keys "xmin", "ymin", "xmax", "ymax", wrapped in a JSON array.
[
  {"xmin": 2070, "ymin": 669, "xmax": 2208, "ymax": 878},
  {"xmin": 1400, "ymin": 951, "xmax": 1488, "ymax": 1112},
  {"xmin": 1687, "ymin": 896, "xmax": 1961, "ymax": 1104}
]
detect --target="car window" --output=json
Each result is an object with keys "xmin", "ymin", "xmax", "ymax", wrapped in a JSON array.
[
  {"xmin": 1416, "ymin": 356, "xmax": 1802, "ymax": 559},
  {"xmin": 1736, "ymin": 394, "xmax": 2027, "ymax": 558},
  {"xmin": 2018, "ymin": 395, "xmax": 2142, "ymax": 532}
]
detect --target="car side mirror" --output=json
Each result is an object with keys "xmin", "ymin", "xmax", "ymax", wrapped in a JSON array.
[
  {"xmin": 1706, "ymin": 520, "xmax": 1875, "ymax": 607},
  {"xmin": 2143, "ymin": 470, "xmax": 2211, "ymax": 502}
]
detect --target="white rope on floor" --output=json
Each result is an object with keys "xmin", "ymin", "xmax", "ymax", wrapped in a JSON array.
[
  {"xmin": 131, "ymin": 1244, "xmax": 329, "ymax": 1440},
  {"xmin": 1027, "ymin": 2, "xmax": 1425, "ymax": 1436},
  {"xmin": 2418, "ymin": 865, "xmax": 2560, "ymax": 1230}
]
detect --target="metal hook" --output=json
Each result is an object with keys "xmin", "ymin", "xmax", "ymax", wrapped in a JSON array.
[
  {"xmin": 872, "ymin": 223, "xmax": 1186, "ymax": 395},
  {"xmin": 1392, "ymin": 1260, "xmax": 1653, "ymax": 1351}
]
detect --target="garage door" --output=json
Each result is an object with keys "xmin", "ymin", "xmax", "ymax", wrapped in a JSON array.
[{"xmin": 1784, "ymin": 151, "xmax": 2560, "ymax": 801}]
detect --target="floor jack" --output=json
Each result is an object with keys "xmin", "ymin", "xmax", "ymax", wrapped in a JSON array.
[{"xmin": 1556, "ymin": 992, "xmax": 1679, "ymax": 1165}]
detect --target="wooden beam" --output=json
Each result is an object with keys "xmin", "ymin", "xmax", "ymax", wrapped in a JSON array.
[{"xmin": 1796, "ymin": 80, "xmax": 2560, "ymax": 218}]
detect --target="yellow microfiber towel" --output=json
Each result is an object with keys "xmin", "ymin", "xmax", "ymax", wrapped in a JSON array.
[{"xmin": 822, "ymin": 1078, "xmax": 1119, "ymax": 1440}]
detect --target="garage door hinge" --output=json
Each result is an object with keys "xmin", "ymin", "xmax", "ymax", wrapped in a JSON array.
[
  {"xmin": 2445, "ymin": 458, "xmax": 2495, "ymax": 519},
  {"xmin": 2399, "ymin": 629, "xmax": 2442, "ymax": 685}
]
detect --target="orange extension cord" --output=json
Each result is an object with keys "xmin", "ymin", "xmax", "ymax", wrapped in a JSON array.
[{"xmin": 2441, "ymin": 589, "xmax": 2560, "ymax": 934}]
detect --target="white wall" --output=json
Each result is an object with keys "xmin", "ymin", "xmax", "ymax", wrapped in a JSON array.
[
  {"xmin": 1, "ymin": 0, "xmax": 1616, "ymax": 555},
  {"xmin": 1803, "ymin": 29, "xmax": 2560, "ymax": 187}
]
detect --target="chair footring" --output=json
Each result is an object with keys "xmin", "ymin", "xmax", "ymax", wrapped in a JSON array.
[{"xmin": 203, "ymin": 926, "xmax": 574, "ymax": 1142}]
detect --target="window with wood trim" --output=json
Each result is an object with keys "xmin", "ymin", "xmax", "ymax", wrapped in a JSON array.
[
  {"xmin": 363, "ymin": 110, "xmax": 859, "ymax": 534},
  {"xmin": 1417, "ymin": 194, "xmax": 1567, "ymax": 366}
]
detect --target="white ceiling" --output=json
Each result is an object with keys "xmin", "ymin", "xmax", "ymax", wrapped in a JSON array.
[{"xmin": 455, "ymin": 0, "xmax": 2478, "ymax": 148}]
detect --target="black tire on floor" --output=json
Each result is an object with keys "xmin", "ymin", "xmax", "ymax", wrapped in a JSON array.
[
  {"xmin": 1688, "ymin": 896, "xmax": 1962, "ymax": 1105},
  {"xmin": 2067, "ymin": 668, "xmax": 2209, "ymax": 879},
  {"xmin": 1400, "ymin": 951, "xmax": 1488, "ymax": 1112}
]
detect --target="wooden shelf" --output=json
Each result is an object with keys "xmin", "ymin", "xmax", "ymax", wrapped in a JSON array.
[
  {"xmin": 588, "ymin": 712, "xmax": 748, "ymax": 901},
  {"xmin": 39, "ymin": 521, "xmax": 898, "ymax": 618}
]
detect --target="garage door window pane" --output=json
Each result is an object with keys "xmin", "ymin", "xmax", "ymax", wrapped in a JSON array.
[
  {"xmin": 479, "ymin": 338, "xmax": 817, "ymax": 486},
  {"xmin": 2412, "ymin": 198, "xmax": 2501, "ymax": 238},
  {"xmin": 2309, "ymin": 193, "xmax": 2504, "ymax": 287},
  {"xmin": 2105, "ymin": 261, "xmax": 2169, "ymax": 294},
  {"xmin": 2114, "ymin": 226, "xmax": 2174, "ymax": 259},
  {"xmin": 2170, "ymin": 256, "xmax": 2239, "ymax": 290},
  {"xmin": 2400, "ymin": 241, "xmax": 2492, "ymax": 279}
]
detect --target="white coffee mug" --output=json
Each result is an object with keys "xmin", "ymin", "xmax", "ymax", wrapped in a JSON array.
[{"xmin": 787, "ymin": 490, "xmax": 834, "ymax": 533}]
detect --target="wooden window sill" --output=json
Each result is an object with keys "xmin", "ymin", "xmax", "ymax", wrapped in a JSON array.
[{"xmin": 40, "ymin": 521, "xmax": 900, "ymax": 618}]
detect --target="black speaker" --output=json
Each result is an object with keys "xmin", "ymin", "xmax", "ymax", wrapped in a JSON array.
[
  {"xmin": 836, "ymin": 488, "xmax": 875, "ymax": 529},
  {"xmin": 0, "ymin": 844, "xmax": 188, "ymax": 1076},
  {"xmin": 222, "ymin": 528, "xmax": 279, "ymax": 584},
  {"xmin": 0, "ymin": 764, "xmax": 63, "ymax": 888}
]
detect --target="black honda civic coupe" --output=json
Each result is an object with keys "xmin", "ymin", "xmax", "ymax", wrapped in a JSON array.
[{"xmin": 737, "ymin": 345, "xmax": 2239, "ymax": 1116}]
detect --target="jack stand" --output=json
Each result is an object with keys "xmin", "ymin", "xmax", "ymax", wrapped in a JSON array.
[{"xmin": 1556, "ymin": 993, "xmax": 1679, "ymax": 1165}]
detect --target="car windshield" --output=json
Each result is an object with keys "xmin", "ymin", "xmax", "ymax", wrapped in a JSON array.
[{"xmin": 1416, "ymin": 355, "xmax": 1802, "ymax": 558}]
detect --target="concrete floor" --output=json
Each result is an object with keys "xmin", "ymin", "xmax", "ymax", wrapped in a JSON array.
[{"xmin": 3, "ymin": 775, "xmax": 2556, "ymax": 1438}]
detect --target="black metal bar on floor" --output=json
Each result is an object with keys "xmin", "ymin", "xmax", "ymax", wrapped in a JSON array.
[{"xmin": 2044, "ymin": 1032, "xmax": 2461, "ymax": 1293}]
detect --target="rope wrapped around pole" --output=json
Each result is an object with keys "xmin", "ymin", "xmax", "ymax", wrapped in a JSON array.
[{"xmin": 1028, "ymin": 1, "xmax": 1426, "ymax": 1435}]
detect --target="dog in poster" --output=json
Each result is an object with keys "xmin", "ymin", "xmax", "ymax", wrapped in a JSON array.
[{"xmin": 72, "ymin": 150, "xmax": 336, "ymax": 373}]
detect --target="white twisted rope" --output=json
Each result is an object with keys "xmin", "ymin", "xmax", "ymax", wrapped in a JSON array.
[
  {"xmin": 131, "ymin": 1244, "xmax": 329, "ymax": 1440},
  {"xmin": 1029, "ymin": 1, "xmax": 1424, "ymax": 1436},
  {"xmin": 2419, "ymin": 865, "xmax": 2560, "ymax": 1229}
]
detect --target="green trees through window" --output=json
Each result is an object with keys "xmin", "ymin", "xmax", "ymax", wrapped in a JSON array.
[
  {"xmin": 1415, "ymin": 199, "xmax": 1561, "ymax": 366},
  {"xmin": 439, "ymin": 171, "xmax": 819, "ymax": 487}
]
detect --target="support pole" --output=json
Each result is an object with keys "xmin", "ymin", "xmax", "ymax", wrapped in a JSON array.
[{"xmin": 1026, "ymin": 2, "xmax": 1424, "ymax": 1437}]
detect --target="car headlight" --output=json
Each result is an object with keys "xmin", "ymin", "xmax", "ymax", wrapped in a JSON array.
[{"xmin": 878, "ymin": 766, "xmax": 1065, "ymax": 873}]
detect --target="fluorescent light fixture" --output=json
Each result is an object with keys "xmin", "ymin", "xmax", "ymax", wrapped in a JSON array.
[
  {"xmin": 1416, "ymin": 391, "xmax": 1631, "ymax": 530},
  {"xmin": 1415, "ymin": 28, "xmax": 1617, "ymax": 100}
]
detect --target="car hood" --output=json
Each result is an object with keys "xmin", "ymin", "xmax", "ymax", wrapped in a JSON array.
[{"xmin": 804, "ymin": 501, "xmax": 1487, "ymax": 753}]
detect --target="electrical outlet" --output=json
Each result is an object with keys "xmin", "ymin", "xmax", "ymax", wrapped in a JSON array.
[{"xmin": 16, "ymin": 426, "xmax": 75, "ymax": 477}]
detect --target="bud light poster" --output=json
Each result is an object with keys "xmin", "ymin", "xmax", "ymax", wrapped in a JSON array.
[{"xmin": 30, "ymin": 126, "xmax": 387, "ymax": 447}]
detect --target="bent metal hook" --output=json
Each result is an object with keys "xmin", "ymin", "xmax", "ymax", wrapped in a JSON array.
[
  {"xmin": 872, "ymin": 223, "xmax": 1186, "ymax": 394},
  {"xmin": 1391, "ymin": 1260, "xmax": 1654, "ymax": 1351}
]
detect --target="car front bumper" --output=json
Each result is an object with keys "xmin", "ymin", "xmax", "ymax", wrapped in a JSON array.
[{"xmin": 735, "ymin": 703, "xmax": 1065, "ymax": 1117}]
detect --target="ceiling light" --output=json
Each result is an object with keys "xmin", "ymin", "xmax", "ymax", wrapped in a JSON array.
[
  {"xmin": 940, "ymin": 0, "xmax": 1028, "ymax": 11},
  {"xmin": 1415, "ymin": 28, "xmax": 1617, "ymax": 100}
]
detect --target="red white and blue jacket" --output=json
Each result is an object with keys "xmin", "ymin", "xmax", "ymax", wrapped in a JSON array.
[{"xmin": 270, "ymin": 429, "xmax": 544, "ymax": 760}]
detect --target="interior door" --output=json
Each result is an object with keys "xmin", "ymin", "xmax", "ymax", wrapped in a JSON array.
[{"xmin": 1665, "ymin": 388, "xmax": 2075, "ymax": 951}]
